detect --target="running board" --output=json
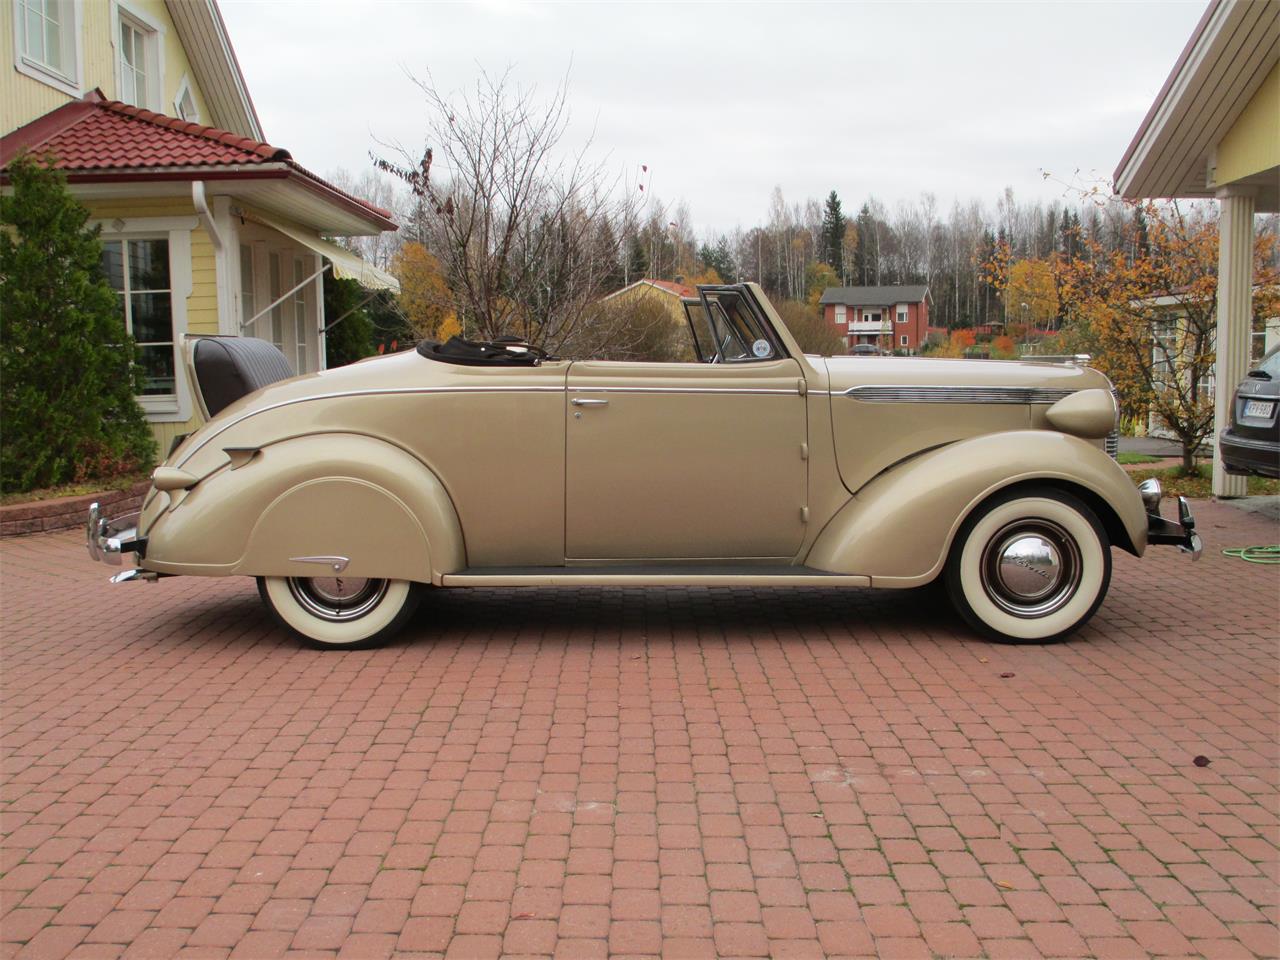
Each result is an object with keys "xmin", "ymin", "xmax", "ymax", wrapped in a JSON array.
[{"xmin": 440, "ymin": 565, "xmax": 870, "ymax": 588}]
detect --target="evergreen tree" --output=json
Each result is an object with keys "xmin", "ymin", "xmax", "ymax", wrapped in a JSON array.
[
  {"xmin": 853, "ymin": 204, "xmax": 879, "ymax": 285},
  {"xmin": 626, "ymin": 235, "xmax": 649, "ymax": 282},
  {"xmin": 1132, "ymin": 206, "xmax": 1151, "ymax": 262},
  {"xmin": 1058, "ymin": 207, "xmax": 1079, "ymax": 260},
  {"xmin": 819, "ymin": 190, "xmax": 846, "ymax": 269},
  {"xmin": 699, "ymin": 236, "xmax": 735, "ymax": 283},
  {"xmin": 367, "ymin": 290, "xmax": 416, "ymax": 352},
  {"xmin": 597, "ymin": 220, "xmax": 627, "ymax": 292},
  {"xmin": 322, "ymin": 272, "xmax": 376, "ymax": 366},
  {"xmin": 0, "ymin": 156, "xmax": 155, "ymax": 492}
]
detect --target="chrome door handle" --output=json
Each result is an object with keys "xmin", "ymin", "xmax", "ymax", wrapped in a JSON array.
[{"xmin": 571, "ymin": 398, "xmax": 609, "ymax": 406}]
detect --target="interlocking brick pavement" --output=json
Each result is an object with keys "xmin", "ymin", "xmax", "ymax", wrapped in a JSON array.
[{"xmin": 1, "ymin": 499, "xmax": 1277, "ymax": 959}]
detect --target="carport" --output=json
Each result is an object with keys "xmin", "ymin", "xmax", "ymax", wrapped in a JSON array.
[{"xmin": 1113, "ymin": 0, "xmax": 1279, "ymax": 496}]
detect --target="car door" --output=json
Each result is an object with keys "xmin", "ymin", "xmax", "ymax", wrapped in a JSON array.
[{"xmin": 564, "ymin": 288, "xmax": 809, "ymax": 561}]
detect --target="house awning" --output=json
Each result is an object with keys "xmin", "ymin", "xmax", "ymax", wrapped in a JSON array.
[{"xmin": 250, "ymin": 211, "xmax": 400, "ymax": 293}]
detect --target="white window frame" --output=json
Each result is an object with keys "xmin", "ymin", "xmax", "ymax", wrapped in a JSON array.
[
  {"xmin": 173, "ymin": 73, "xmax": 199, "ymax": 122},
  {"xmin": 834, "ymin": 304, "xmax": 846, "ymax": 325},
  {"xmin": 11, "ymin": 0, "xmax": 83, "ymax": 95},
  {"xmin": 111, "ymin": 0, "xmax": 165, "ymax": 111},
  {"xmin": 900, "ymin": 334, "xmax": 909, "ymax": 347},
  {"xmin": 292, "ymin": 256, "xmax": 310, "ymax": 374},
  {"xmin": 268, "ymin": 251, "xmax": 285, "ymax": 353},
  {"xmin": 896, "ymin": 306, "xmax": 908, "ymax": 324},
  {"xmin": 238, "ymin": 243, "xmax": 255, "ymax": 328},
  {"xmin": 93, "ymin": 216, "xmax": 195, "ymax": 422}
]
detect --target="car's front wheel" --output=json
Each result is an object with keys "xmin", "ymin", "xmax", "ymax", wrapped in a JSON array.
[
  {"xmin": 258, "ymin": 575, "xmax": 421, "ymax": 649},
  {"xmin": 945, "ymin": 487, "xmax": 1111, "ymax": 644}
]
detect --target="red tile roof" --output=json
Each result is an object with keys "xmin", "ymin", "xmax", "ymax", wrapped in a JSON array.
[{"xmin": 1, "ymin": 91, "xmax": 394, "ymax": 227}]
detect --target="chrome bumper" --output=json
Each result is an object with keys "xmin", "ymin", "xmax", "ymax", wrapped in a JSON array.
[
  {"xmin": 1144, "ymin": 490, "xmax": 1202, "ymax": 560},
  {"xmin": 86, "ymin": 502, "xmax": 143, "ymax": 567}
]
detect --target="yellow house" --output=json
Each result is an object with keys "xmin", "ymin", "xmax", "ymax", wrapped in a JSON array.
[
  {"xmin": 1114, "ymin": 0, "xmax": 1278, "ymax": 496},
  {"xmin": 1, "ymin": 0, "xmax": 398, "ymax": 452},
  {"xmin": 601, "ymin": 278, "xmax": 698, "ymax": 325}
]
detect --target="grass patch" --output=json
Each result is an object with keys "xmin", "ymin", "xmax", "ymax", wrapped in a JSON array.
[
  {"xmin": 0, "ymin": 470, "xmax": 151, "ymax": 507},
  {"xmin": 1128, "ymin": 464, "xmax": 1280, "ymax": 499},
  {"xmin": 1116, "ymin": 452, "xmax": 1163, "ymax": 465}
]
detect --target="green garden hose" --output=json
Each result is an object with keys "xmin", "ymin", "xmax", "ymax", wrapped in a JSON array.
[{"xmin": 1221, "ymin": 546, "xmax": 1280, "ymax": 564}]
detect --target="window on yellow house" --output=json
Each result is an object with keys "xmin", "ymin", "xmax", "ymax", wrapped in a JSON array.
[
  {"xmin": 117, "ymin": 13, "xmax": 158, "ymax": 110},
  {"xmin": 175, "ymin": 78, "xmax": 199, "ymax": 123},
  {"xmin": 15, "ymin": 0, "xmax": 78, "ymax": 87},
  {"xmin": 101, "ymin": 239, "xmax": 176, "ymax": 397}
]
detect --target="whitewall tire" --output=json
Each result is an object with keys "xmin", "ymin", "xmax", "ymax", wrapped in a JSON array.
[
  {"xmin": 258, "ymin": 575, "xmax": 421, "ymax": 649},
  {"xmin": 945, "ymin": 488, "xmax": 1111, "ymax": 644}
]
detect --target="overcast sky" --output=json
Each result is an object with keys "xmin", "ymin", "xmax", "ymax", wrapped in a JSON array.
[{"xmin": 219, "ymin": 0, "xmax": 1207, "ymax": 234}]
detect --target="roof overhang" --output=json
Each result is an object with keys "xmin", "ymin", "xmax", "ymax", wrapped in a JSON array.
[
  {"xmin": 1114, "ymin": 0, "xmax": 1279, "ymax": 210},
  {"xmin": 49, "ymin": 164, "xmax": 395, "ymax": 235},
  {"xmin": 164, "ymin": 0, "xmax": 263, "ymax": 141}
]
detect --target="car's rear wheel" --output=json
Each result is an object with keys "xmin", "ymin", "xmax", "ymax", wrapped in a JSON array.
[
  {"xmin": 945, "ymin": 487, "xmax": 1110, "ymax": 644},
  {"xmin": 258, "ymin": 575, "xmax": 420, "ymax": 649}
]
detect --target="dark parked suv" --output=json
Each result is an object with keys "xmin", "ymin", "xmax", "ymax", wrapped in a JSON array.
[{"xmin": 1220, "ymin": 345, "xmax": 1280, "ymax": 479}]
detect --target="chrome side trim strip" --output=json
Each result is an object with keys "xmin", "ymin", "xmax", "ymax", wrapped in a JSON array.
[
  {"xmin": 289, "ymin": 555, "xmax": 351, "ymax": 572},
  {"xmin": 442, "ymin": 571, "xmax": 871, "ymax": 588},
  {"xmin": 176, "ymin": 385, "xmax": 564, "ymax": 465},
  {"xmin": 843, "ymin": 385, "xmax": 1075, "ymax": 404},
  {"xmin": 568, "ymin": 386, "xmax": 799, "ymax": 396}
]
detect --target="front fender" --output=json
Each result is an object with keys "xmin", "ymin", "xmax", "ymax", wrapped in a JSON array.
[
  {"xmin": 142, "ymin": 433, "xmax": 465, "ymax": 584},
  {"xmin": 806, "ymin": 431, "xmax": 1146, "ymax": 587}
]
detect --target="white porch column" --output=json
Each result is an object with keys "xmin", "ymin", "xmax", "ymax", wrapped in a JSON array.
[{"xmin": 1212, "ymin": 187, "xmax": 1255, "ymax": 498}]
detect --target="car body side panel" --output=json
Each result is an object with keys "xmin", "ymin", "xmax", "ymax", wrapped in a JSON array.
[
  {"xmin": 564, "ymin": 358, "xmax": 808, "ymax": 559},
  {"xmin": 158, "ymin": 352, "xmax": 570, "ymax": 569},
  {"xmin": 805, "ymin": 431, "xmax": 1147, "ymax": 587},
  {"xmin": 143, "ymin": 433, "xmax": 464, "ymax": 581},
  {"xmin": 824, "ymin": 356, "xmax": 1111, "ymax": 494}
]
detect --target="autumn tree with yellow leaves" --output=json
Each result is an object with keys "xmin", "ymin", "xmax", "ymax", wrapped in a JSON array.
[
  {"xmin": 393, "ymin": 242, "xmax": 458, "ymax": 341},
  {"xmin": 1051, "ymin": 203, "xmax": 1277, "ymax": 472}
]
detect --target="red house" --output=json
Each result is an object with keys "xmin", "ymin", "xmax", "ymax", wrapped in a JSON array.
[{"xmin": 819, "ymin": 285, "xmax": 931, "ymax": 353}]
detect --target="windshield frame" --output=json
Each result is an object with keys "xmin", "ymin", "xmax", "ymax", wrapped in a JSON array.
[{"xmin": 688, "ymin": 286, "xmax": 789, "ymax": 364}]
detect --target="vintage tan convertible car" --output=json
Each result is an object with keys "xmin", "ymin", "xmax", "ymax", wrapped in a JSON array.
[{"xmin": 88, "ymin": 283, "xmax": 1200, "ymax": 649}]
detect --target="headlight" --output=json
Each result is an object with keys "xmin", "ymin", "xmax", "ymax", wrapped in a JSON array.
[{"xmin": 1138, "ymin": 478, "xmax": 1162, "ymax": 513}]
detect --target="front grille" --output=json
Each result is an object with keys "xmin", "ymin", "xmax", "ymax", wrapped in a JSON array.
[{"xmin": 1106, "ymin": 387, "xmax": 1120, "ymax": 459}]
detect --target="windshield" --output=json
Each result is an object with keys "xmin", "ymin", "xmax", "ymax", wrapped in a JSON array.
[
  {"xmin": 1253, "ymin": 346, "xmax": 1280, "ymax": 379},
  {"xmin": 686, "ymin": 288, "xmax": 781, "ymax": 364}
]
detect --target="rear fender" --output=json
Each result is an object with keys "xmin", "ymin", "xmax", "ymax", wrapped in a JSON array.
[
  {"xmin": 142, "ymin": 433, "xmax": 465, "ymax": 583},
  {"xmin": 805, "ymin": 431, "xmax": 1146, "ymax": 587}
]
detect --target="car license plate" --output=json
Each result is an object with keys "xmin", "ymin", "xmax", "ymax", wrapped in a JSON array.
[{"xmin": 1244, "ymin": 399, "xmax": 1274, "ymax": 419}]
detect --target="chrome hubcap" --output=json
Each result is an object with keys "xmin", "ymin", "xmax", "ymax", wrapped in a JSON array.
[
  {"xmin": 287, "ymin": 576, "xmax": 388, "ymax": 622},
  {"xmin": 980, "ymin": 520, "xmax": 1081, "ymax": 618},
  {"xmin": 997, "ymin": 535, "xmax": 1062, "ymax": 600}
]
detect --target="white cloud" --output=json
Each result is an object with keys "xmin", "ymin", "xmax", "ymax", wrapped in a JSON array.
[{"xmin": 219, "ymin": 0, "xmax": 1207, "ymax": 233}]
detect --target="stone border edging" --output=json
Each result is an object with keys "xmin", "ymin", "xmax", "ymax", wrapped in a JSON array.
[{"xmin": 0, "ymin": 480, "xmax": 150, "ymax": 538}]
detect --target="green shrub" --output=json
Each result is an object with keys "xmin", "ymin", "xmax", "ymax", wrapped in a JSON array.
[
  {"xmin": 0, "ymin": 156, "xmax": 155, "ymax": 494},
  {"xmin": 322, "ymin": 272, "xmax": 376, "ymax": 367}
]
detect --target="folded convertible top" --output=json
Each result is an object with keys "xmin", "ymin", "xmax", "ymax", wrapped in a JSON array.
[{"xmin": 417, "ymin": 335, "xmax": 553, "ymax": 366}]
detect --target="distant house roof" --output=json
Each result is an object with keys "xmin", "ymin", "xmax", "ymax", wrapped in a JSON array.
[
  {"xmin": 0, "ymin": 91, "xmax": 395, "ymax": 232},
  {"xmin": 819, "ymin": 285, "xmax": 930, "ymax": 306},
  {"xmin": 602, "ymin": 278, "xmax": 698, "ymax": 302}
]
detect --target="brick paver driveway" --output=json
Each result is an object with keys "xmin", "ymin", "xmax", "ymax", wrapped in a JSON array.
[{"xmin": 2, "ymin": 500, "xmax": 1277, "ymax": 960}]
